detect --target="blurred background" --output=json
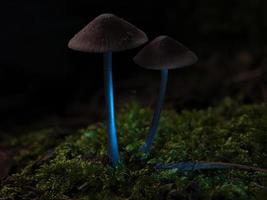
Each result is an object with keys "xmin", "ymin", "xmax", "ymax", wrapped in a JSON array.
[{"xmin": 0, "ymin": 0, "xmax": 267, "ymax": 132}]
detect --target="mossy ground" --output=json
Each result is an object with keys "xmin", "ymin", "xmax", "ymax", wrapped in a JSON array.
[{"xmin": 0, "ymin": 98, "xmax": 267, "ymax": 200}]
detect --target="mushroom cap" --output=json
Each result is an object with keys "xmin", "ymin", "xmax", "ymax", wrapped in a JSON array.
[
  {"xmin": 133, "ymin": 35, "xmax": 198, "ymax": 70},
  {"xmin": 68, "ymin": 13, "xmax": 148, "ymax": 53}
]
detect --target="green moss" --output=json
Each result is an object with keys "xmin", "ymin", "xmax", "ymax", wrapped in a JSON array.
[{"xmin": 0, "ymin": 98, "xmax": 266, "ymax": 199}]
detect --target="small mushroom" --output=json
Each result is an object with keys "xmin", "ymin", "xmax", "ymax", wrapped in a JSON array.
[
  {"xmin": 68, "ymin": 13, "xmax": 148, "ymax": 166},
  {"xmin": 133, "ymin": 35, "xmax": 198, "ymax": 153}
]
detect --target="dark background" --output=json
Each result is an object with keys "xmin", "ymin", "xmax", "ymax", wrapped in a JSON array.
[{"xmin": 1, "ymin": 0, "xmax": 267, "ymax": 131}]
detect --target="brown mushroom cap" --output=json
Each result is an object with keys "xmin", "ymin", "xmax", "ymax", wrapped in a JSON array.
[
  {"xmin": 68, "ymin": 13, "xmax": 148, "ymax": 53},
  {"xmin": 133, "ymin": 35, "xmax": 198, "ymax": 70}
]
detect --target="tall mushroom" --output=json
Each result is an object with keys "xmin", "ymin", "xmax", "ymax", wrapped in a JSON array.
[
  {"xmin": 133, "ymin": 35, "xmax": 198, "ymax": 154},
  {"xmin": 68, "ymin": 13, "xmax": 148, "ymax": 166}
]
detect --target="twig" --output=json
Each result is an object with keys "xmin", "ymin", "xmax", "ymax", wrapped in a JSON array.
[
  {"xmin": 232, "ymin": 68, "xmax": 262, "ymax": 83},
  {"xmin": 155, "ymin": 161, "xmax": 267, "ymax": 172}
]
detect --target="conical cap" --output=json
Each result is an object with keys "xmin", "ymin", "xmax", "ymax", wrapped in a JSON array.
[
  {"xmin": 134, "ymin": 35, "xmax": 198, "ymax": 70},
  {"xmin": 68, "ymin": 13, "xmax": 148, "ymax": 53}
]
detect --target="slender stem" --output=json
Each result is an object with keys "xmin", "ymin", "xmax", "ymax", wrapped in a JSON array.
[
  {"xmin": 140, "ymin": 68, "xmax": 169, "ymax": 153},
  {"xmin": 104, "ymin": 51, "xmax": 120, "ymax": 166}
]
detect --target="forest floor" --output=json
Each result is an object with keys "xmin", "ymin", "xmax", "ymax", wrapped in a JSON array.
[{"xmin": 0, "ymin": 98, "xmax": 266, "ymax": 200}]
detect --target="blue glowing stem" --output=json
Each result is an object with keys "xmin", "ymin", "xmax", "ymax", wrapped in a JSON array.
[
  {"xmin": 104, "ymin": 51, "xmax": 120, "ymax": 166},
  {"xmin": 140, "ymin": 68, "xmax": 168, "ymax": 153}
]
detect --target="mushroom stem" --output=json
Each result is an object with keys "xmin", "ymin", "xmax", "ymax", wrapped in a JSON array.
[
  {"xmin": 104, "ymin": 51, "xmax": 120, "ymax": 166},
  {"xmin": 140, "ymin": 69, "xmax": 168, "ymax": 153}
]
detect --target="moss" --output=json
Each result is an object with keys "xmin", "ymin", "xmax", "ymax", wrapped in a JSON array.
[{"xmin": 0, "ymin": 98, "xmax": 266, "ymax": 199}]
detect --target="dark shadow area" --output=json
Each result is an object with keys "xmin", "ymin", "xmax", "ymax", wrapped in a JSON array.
[{"xmin": 0, "ymin": 0, "xmax": 267, "ymax": 131}]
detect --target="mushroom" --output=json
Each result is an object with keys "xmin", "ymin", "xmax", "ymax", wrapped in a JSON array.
[
  {"xmin": 133, "ymin": 35, "xmax": 198, "ymax": 153},
  {"xmin": 68, "ymin": 13, "xmax": 148, "ymax": 166}
]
